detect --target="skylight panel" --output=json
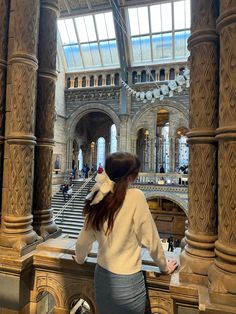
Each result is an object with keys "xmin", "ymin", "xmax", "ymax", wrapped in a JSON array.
[
  {"xmin": 85, "ymin": 16, "xmax": 97, "ymax": 41},
  {"xmin": 75, "ymin": 17, "xmax": 88, "ymax": 42},
  {"xmin": 58, "ymin": 20, "xmax": 70, "ymax": 45},
  {"xmin": 150, "ymin": 5, "xmax": 161, "ymax": 33},
  {"xmin": 186, "ymin": 0, "xmax": 191, "ymax": 28},
  {"xmin": 128, "ymin": 7, "xmax": 149, "ymax": 36},
  {"xmin": 128, "ymin": 8, "xmax": 140, "ymax": 36},
  {"xmin": 161, "ymin": 3, "xmax": 172, "ymax": 31},
  {"xmin": 105, "ymin": 12, "xmax": 116, "ymax": 38},
  {"xmin": 174, "ymin": 1, "xmax": 185, "ymax": 29},
  {"xmin": 138, "ymin": 7, "xmax": 149, "ymax": 34},
  {"xmin": 95, "ymin": 14, "xmax": 107, "ymax": 40},
  {"xmin": 65, "ymin": 19, "xmax": 77, "ymax": 43}
]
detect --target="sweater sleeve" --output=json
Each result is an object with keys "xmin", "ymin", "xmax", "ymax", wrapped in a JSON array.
[
  {"xmin": 133, "ymin": 189, "xmax": 168, "ymax": 273},
  {"xmin": 75, "ymin": 224, "xmax": 96, "ymax": 264}
]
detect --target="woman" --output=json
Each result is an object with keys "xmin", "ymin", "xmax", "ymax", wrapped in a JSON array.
[{"xmin": 74, "ymin": 152, "xmax": 178, "ymax": 314}]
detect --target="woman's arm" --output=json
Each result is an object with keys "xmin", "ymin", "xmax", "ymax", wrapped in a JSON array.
[
  {"xmin": 74, "ymin": 225, "xmax": 96, "ymax": 264},
  {"xmin": 133, "ymin": 189, "xmax": 177, "ymax": 273}
]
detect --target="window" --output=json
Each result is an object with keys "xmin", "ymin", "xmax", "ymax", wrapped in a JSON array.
[
  {"xmin": 114, "ymin": 73, "xmax": 120, "ymax": 86},
  {"xmin": 98, "ymin": 75, "xmax": 103, "ymax": 86},
  {"xmin": 78, "ymin": 149, "xmax": 83, "ymax": 171},
  {"xmin": 127, "ymin": 1, "xmax": 190, "ymax": 65},
  {"xmin": 97, "ymin": 137, "xmax": 105, "ymax": 168},
  {"xmin": 110, "ymin": 124, "xmax": 117, "ymax": 153},
  {"xmin": 58, "ymin": 12, "xmax": 120, "ymax": 71}
]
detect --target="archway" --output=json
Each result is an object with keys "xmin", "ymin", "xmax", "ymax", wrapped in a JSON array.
[
  {"xmin": 147, "ymin": 196, "xmax": 187, "ymax": 248},
  {"xmin": 73, "ymin": 112, "xmax": 114, "ymax": 170}
]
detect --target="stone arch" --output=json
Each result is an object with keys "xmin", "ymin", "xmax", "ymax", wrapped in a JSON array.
[
  {"xmin": 144, "ymin": 191, "xmax": 188, "ymax": 215},
  {"xmin": 67, "ymin": 103, "xmax": 121, "ymax": 140},
  {"xmin": 36, "ymin": 286, "xmax": 62, "ymax": 308},
  {"xmin": 131, "ymin": 100, "xmax": 189, "ymax": 138}
]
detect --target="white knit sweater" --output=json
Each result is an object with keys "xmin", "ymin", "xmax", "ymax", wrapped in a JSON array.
[{"xmin": 75, "ymin": 188, "xmax": 168, "ymax": 274}]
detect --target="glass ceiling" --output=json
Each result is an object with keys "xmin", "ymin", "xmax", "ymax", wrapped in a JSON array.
[
  {"xmin": 57, "ymin": 0, "xmax": 191, "ymax": 72},
  {"xmin": 58, "ymin": 12, "xmax": 119, "ymax": 71},
  {"xmin": 128, "ymin": 0, "xmax": 191, "ymax": 65}
]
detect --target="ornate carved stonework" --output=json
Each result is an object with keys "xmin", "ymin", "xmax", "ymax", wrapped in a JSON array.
[
  {"xmin": 0, "ymin": 0, "xmax": 9, "ymax": 216},
  {"xmin": 218, "ymin": 23, "xmax": 236, "ymax": 127},
  {"xmin": 191, "ymin": 0, "xmax": 217, "ymax": 31},
  {"xmin": 189, "ymin": 44, "xmax": 219, "ymax": 129},
  {"xmin": 10, "ymin": 63, "xmax": 37, "ymax": 134},
  {"xmin": 0, "ymin": 0, "xmax": 41, "ymax": 254},
  {"xmin": 33, "ymin": 0, "xmax": 59, "ymax": 238},
  {"xmin": 65, "ymin": 87, "xmax": 121, "ymax": 103},
  {"xmin": 13, "ymin": 0, "xmax": 39, "ymax": 55},
  {"xmin": 209, "ymin": 2, "xmax": 236, "ymax": 305},
  {"xmin": 180, "ymin": 0, "xmax": 219, "ymax": 281},
  {"xmin": 188, "ymin": 144, "xmax": 217, "ymax": 234}
]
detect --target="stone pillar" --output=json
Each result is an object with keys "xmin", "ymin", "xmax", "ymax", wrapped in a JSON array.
[
  {"xmin": 33, "ymin": 0, "xmax": 60, "ymax": 239},
  {"xmin": 0, "ymin": 0, "xmax": 10, "ymax": 217},
  {"xmin": 119, "ymin": 114, "xmax": 129, "ymax": 151},
  {"xmin": 180, "ymin": 0, "xmax": 219, "ymax": 283},
  {"xmin": 208, "ymin": 1, "xmax": 236, "ymax": 306},
  {"xmin": 0, "ymin": 0, "xmax": 41, "ymax": 255}
]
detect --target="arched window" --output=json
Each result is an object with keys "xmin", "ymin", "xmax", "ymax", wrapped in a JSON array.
[
  {"xmin": 179, "ymin": 67, "xmax": 185, "ymax": 75},
  {"xmin": 97, "ymin": 137, "xmax": 105, "ymax": 168},
  {"xmin": 114, "ymin": 73, "xmax": 120, "ymax": 86},
  {"xmin": 106, "ymin": 74, "xmax": 111, "ymax": 86},
  {"xmin": 162, "ymin": 123, "xmax": 170, "ymax": 172},
  {"xmin": 160, "ymin": 69, "xmax": 165, "ymax": 81},
  {"xmin": 178, "ymin": 135, "xmax": 189, "ymax": 168},
  {"xmin": 98, "ymin": 75, "xmax": 103, "ymax": 86},
  {"xmin": 132, "ymin": 71, "xmax": 137, "ymax": 84},
  {"xmin": 110, "ymin": 124, "xmax": 117, "ymax": 153},
  {"xmin": 141, "ymin": 70, "xmax": 146, "ymax": 82},
  {"xmin": 90, "ymin": 76, "xmax": 94, "ymax": 87},
  {"xmin": 74, "ymin": 77, "xmax": 78, "ymax": 88},
  {"xmin": 169, "ymin": 68, "xmax": 175, "ymax": 80},
  {"xmin": 82, "ymin": 76, "xmax": 86, "ymax": 87},
  {"xmin": 150, "ymin": 70, "xmax": 156, "ymax": 82},
  {"xmin": 136, "ymin": 128, "xmax": 150, "ymax": 172},
  {"xmin": 67, "ymin": 77, "xmax": 71, "ymax": 88},
  {"xmin": 78, "ymin": 149, "xmax": 83, "ymax": 171}
]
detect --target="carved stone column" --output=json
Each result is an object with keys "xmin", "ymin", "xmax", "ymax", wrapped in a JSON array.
[
  {"xmin": 119, "ymin": 114, "xmax": 129, "ymax": 151},
  {"xmin": 0, "ymin": 1, "xmax": 10, "ymax": 218},
  {"xmin": 180, "ymin": 0, "xmax": 219, "ymax": 283},
  {"xmin": 33, "ymin": 0, "xmax": 60, "ymax": 239},
  {"xmin": 208, "ymin": 1, "xmax": 236, "ymax": 306},
  {"xmin": 0, "ymin": 0, "xmax": 41, "ymax": 255}
]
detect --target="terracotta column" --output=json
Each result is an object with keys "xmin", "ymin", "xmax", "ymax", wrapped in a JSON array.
[
  {"xmin": 33, "ymin": 0, "xmax": 60, "ymax": 239},
  {"xmin": 208, "ymin": 1, "xmax": 236, "ymax": 306},
  {"xmin": 180, "ymin": 0, "xmax": 219, "ymax": 283},
  {"xmin": 0, "ymin": 0, "xmax": 41, "ymax": 255},
  {"xmin": 0, "ymin": 1, "xmax": 10, "ymax": 217}
]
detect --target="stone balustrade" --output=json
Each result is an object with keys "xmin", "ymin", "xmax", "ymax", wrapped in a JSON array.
[{"xmin": 137, "ymin": 172, "xmax": 188, "ymax": 186}]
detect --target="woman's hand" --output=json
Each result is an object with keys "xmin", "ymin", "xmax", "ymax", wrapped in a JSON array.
[
  {"xmin": 72, "ymin": 255, "xmax": 77, "ymax": 262},
  {"xmin": 167, "ymin": 260, "xmax": 178, "ymax": 274}
]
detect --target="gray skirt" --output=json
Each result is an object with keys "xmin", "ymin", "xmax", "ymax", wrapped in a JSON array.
[{"xmin": 94, "ymin": 264, "xmax": 146, "ymax": 314}]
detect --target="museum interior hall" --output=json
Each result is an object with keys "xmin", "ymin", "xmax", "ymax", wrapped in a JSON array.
[{"xmin": 0, "ymin": 0, "xmax": 236, "ymax": 313}]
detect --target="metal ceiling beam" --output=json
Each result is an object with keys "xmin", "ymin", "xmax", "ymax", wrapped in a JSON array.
[
  {"xmin": 86, "ymin": 0, "xmax": 92, "ymax": 10},
  {"xmin": 111, "ymin": 0, "xmax": 128, "ymax": 114},
  {"xmin": 63, "ymin": 0, "xmax": 71, "ymax": 14}
]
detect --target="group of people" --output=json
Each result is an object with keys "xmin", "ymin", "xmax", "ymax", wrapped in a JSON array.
[
  {"xmin": 61, "ymin": 182, "xmax": 73, "ymax": 202},
  {"xmin": 72, "ymin": 152, "xmax": 178, "ymax": 314}
]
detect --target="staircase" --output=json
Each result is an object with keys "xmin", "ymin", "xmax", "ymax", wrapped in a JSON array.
[{"xmin": 52, "ymin": 178, "xmax": 95, "ymax": 239}]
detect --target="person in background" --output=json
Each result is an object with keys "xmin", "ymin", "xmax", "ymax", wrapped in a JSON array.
[
  {"xmin": 73, "ymin": 152, "xmax": 178, "ymax": 314},
  {"xmin": 160, "ymin": 165, "xmax": 165, "ymax": 173},
  {"xmin": 97, "ymin": 162, "xmax": 104, "ymax": 174}
]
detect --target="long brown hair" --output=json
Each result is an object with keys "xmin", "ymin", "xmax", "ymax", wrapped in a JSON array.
[{"xmin": 83, "ymin": 152, "xmax": 140, "ymax": 234}]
